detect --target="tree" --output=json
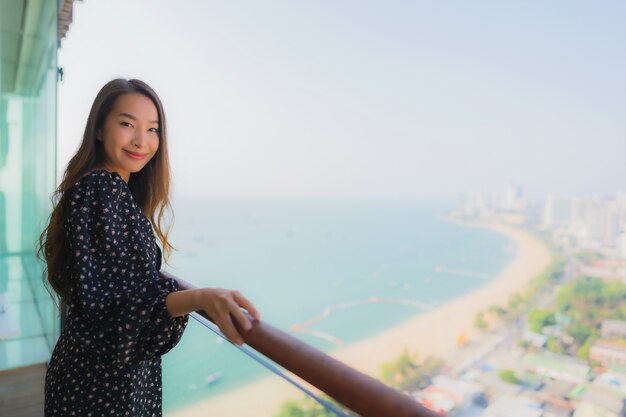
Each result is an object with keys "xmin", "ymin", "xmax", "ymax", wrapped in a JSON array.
[
  {"xmin": 499, "ymin": 369, "xmax": 518, "ymax": 384},
  {"xmin": 380, "ymin": 347, "xmax": 418, "ymax": 389},
  {"xmin": 576, "ymin": 337, "xmax": 595, "ymax": 361},
  {"xmin": 379, "ymin": 348, "xmax": 443, "ymax": 391},
  {"xmin": 488, "ymin": 304, "xmax": 507, "ymax": 319},
  {"xmin": 567, "ymin": 321, "xmax": 593, "ymax": 345},
  {"xmin": 274, "ymin": 395, "xmax": 355, "ymax": 417},
  {"xmin": 546, "ymin": 336, "xmax": 564, "ymax": 354},
  {"xmin": 474, "ymin": 310, "xmax": 488, "ymax": 330},
  {"xmin": 508, "ymin": 292, "xmax": 524, "ymax": 310},
  {"xmin": 275, "ymin": 402, "xmax": 306, "ymax": 417},
  {"xmin": 528, "ymin": 308, "xmax": 555, "ymax": 333}
]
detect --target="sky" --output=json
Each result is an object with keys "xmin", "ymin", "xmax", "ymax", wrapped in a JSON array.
[{"xmin": 57, "ymin": 0, "xmax": 626, "ymax": 203}]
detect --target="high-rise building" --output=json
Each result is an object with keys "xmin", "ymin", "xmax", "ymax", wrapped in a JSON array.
[
  {"xmin": 501, "ymin": 182, "xmax": 525, "ymax": 212},
  {"xmin": 618, "ymin": 233, "xmax": 626, "ymax": 260},
  {"xmin": 574, "ymin": 199, "xmax": 619, "ymax": 248},
  {"xmin": 543, "ymin": 195, "xmax": 575, "ymax": 229}
]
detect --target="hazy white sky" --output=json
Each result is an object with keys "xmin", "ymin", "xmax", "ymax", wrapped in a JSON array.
[{"xmin": 58, "ymin": 0, "xmax": 626, "ymax": 202}]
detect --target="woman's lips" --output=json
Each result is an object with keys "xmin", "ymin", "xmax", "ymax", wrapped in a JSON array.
[{"xmin": 124, "ymin": 150, "xmax": 147, "ymax": 160}]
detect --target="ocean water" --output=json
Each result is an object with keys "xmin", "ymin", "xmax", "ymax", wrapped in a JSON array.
[{"xmin": 161, "ymin": 197, "xmax": 515, "ymax": 413}]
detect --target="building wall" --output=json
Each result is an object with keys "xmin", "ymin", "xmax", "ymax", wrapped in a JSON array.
[
  {"xmin": 590, "ymin": 343, "xmax": 626, "ymax": 367},
  {"xmin": 0, "ymin": 0, "xmax": 60, "ymax": 371}
]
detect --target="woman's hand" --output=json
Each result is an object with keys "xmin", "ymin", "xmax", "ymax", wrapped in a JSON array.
[
  {"xmin": 194, "ymin": 287, "xmax": 261, "ymax": 346},
  {"xmin": 164, "ymin": 278, "xmax": 262, "ymax": 346}
]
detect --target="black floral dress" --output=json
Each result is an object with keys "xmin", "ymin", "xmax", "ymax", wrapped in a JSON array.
[{"xmin": 45, "ymin": 169, "xmax": 189, "ymax": 417}]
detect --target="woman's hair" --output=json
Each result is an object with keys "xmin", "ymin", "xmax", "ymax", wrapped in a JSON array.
[{"xmin": 37, "ymin": 78, "xmax": 176, "ymax": 309}]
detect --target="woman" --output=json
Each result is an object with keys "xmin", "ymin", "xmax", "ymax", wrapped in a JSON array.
[{"xmin": 38, "ymin": 78, "xmax": 261, "ymax": 416}]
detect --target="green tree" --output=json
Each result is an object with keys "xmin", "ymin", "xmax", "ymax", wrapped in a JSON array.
[
  {"xmin": 276, "ymin": 402, "xmax": 306, "ymax": 417},
  {"xmin": 553, "ymin": 277, "xmax": 626, "ymax": 363},
  {"xmin": 488, "ymin": 304, "xmax": 507, "ymax": 319},
  {"xmin": 275, "ymin": 395, "xmax": 355, "ymax": 417},
  {"xmin": 576, "ymin": 251, "xmax": 603, "ymax": 263},
  {"xmin": 546, "ymin": 336, "xmax": 564, "ymax": 354},
  {"xmin": 508, "ymin": 292, "xmax": 524, "ymax": 310},
  {"xmin": 474, "ymin": 310, "xmax": 488, "ymax": 330},
  {"xmin": 555, "ymin": 284, "xmax": 574, "ymax": 313},
  {"xmin": 528, "ymin": 308, "xmax": 555, "ymax": 333},
  {"xmin": 576, "ymin": 337, "xmax": 596, "ymax": 361},
  {"xmin": 499, "ymin": 369, "xmax": 518, "ymax": 384},
  {"xmin": 568, "ymin": 322, "xmax": 592, "ymax": 345},
  {"xmin": 380, "ymin": 347, "xmax": 417, "ymax": 387},
  {"xmin": 379, "ymin": 348, "xmax": 443, "ymax": 391}
]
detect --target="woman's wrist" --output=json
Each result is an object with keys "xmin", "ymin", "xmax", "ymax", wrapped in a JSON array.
[
  {"xmin": 190, "ymin": 288, "xmax": 209, "ymax": 311},
  {"xmin": 165, "ymin": 289, "xmax": 205, "ymax": 318}
]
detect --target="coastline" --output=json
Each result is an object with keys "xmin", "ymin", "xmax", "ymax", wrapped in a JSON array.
[{"xmin": 170, "ymin": 221, "xmax": 552, "ymax": 417}]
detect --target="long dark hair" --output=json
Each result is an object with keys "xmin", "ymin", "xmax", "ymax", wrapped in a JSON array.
[{"xmin": 37, "ymin": 78, "xmax": 176, "ymax": 309}]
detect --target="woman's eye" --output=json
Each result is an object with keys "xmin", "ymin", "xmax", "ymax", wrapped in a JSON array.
[
  {"xmin": 149, "ymin": 128, "xmax": 159, "ymax": 133},
  {"xmin": 121, "ymin": 122, "xmax": 132, "ymax": 127}
]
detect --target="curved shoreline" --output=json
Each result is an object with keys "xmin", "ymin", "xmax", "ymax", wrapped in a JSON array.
[{"xmin": 171, "ymin": 221, "xmax": 552, "ymax": 417}]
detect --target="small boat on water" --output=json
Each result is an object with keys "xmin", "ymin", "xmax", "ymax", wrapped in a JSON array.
[{"xmin": 206, "ymin": 371, "xmax": 223, "ymax": 386}]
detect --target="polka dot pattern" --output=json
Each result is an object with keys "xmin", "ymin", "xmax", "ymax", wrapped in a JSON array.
[{"xmin": 45, "ymin": 169, "xmax": 189, "ymax": 416}]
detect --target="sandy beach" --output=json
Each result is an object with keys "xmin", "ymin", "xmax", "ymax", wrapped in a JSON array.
[{"xmin": 171, "ymin": 221, "xmax": 552, "ymax": 417}]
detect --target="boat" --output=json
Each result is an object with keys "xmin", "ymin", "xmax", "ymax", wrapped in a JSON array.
[{"xmin": 206, "ymin": 371, "xmax": 223, "ymax": 386}]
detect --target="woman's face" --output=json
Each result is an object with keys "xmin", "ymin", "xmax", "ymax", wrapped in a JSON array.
[{"xmin": 98, "ymin": 93, "xmax": 160, "ymax": 183}]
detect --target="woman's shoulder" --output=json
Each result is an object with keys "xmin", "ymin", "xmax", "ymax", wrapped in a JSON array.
[
  {"xmin": 70, "ymin": 169, "xmax": 128, "ymax": 206},
  {"xmin": 77, "ymin": 168, "xmax": 124, "ymax": 186}
]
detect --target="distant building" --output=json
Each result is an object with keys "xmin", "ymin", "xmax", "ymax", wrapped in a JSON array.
[
  {"xmin": 413, "ymin": 374, "xmax": 483, "ymax": 415},
  {"xmin": 462, "ymin": 192, "xmax": 490, "ymax": 218},
  {"xmin": 574, "ymin": 199, "xmax": 619, "ymax": 248},
  {"xmin": 618, "ymin": 233, "xmax": 626, "ymax": 260},
  {"xmin": 475, "ymin": 371, "xmax": 523, "ymax": 397},
  {"xmin": 540, "ymin": 378, "xmax": 576, "ymax": 401},
  {"xmin": 483, "ymin": 396, "xmax": 542, "ymax": 417},
  {"xmin": 542, "ymin": 404, "xmax": 574, "ymax": 417},
  {"xmin": 500, "ymin": 182, "xmax": 526, "ymax": 212},
  {"xmin": 573, "ymin": 402, "xmax": 620, "ymax": 417},
  {"xmin": 572, "ymin": 384, "xmax": 625, "ymax": 417},
  {"xmin": 542, "ymin": 325, "xmax": 575, "ymax": 346},
  {"xmin": 617, "ymin": 192, "xmax": 626, "ymax": 213},
  {"xmin": 578, "ymin": 264, "xmax": 625, "ymax": 282},
  {"xmin": 522, "ymin": 353, "xmax": 590, "ymax": 383},
  {"xmin": 595, "ymin": 368, "xmax": 626, "ymax": 395},
  {"xmin": 544, "ymin": 196, "xmax": 575, "ymax": 229},
  {"xmin": 590, "ymin": 341, "xmax": 626, "ymax": 366},
  {"xmin": 601, "ymin": 320, "xmax": 626, "ymax": 339},
  {"xmin": 522, "ymin": 330, "xmax": 547, "ymax": 349},
  {"xmin": 543, "ymin": 195, "xmax": 622, "ymax": 250}
]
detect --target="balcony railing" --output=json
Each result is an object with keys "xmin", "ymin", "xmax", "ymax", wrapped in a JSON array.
[{"xmin": 173, "ymin": 276, "xmax": 441, "ymax": 417}]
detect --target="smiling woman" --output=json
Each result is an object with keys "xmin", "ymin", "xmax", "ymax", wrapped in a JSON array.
[{"xmin": 37, "ymin": 78, "xmax": 261, "ymax": 417}]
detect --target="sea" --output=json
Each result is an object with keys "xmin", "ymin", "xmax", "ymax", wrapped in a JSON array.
[{"xmin": 161, "ymin": 196, "xmax": 516, "ymax": 413}]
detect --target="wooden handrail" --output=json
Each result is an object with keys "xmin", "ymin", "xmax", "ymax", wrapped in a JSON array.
[{"xmin": 172, "ymin": 277, "xmax": 441, "ymax": 417}]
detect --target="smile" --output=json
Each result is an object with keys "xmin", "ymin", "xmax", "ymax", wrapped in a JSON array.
[{"xmin": 124, "ymin": 150, "xmax": 147, "ymax": 160}]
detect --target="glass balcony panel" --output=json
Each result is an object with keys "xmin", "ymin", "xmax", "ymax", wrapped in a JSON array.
[{"xmin": 163, "ymin": 315, "xmax": 355, "ymax": 417}]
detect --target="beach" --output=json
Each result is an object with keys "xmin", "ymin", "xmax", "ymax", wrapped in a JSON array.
[{"xmin": 170, "ymin": 221, "xmax": 552, "ymax": 417}]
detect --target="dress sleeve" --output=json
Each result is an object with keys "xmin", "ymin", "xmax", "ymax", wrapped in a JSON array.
[{"xmin": 66, "ymin": 172, "xmax": 188, "ymax": 367}]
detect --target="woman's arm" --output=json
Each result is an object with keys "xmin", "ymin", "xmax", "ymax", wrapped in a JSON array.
[{"xmin": 161, "ymin": 270, "xmax": 261, "ymax": 346}]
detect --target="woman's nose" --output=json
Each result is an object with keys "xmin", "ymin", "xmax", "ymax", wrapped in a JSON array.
[{"xmin": 131, "ymin": 130, "xmax": 147, "ymax": 147}]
